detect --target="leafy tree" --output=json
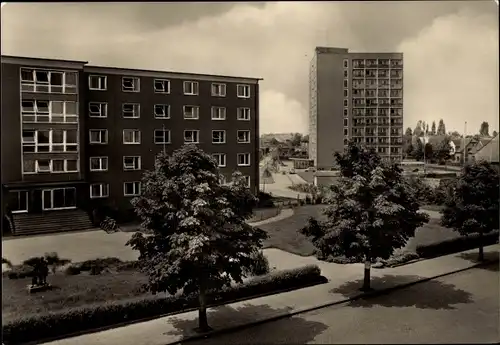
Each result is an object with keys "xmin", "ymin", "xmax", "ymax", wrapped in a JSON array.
[
  {"xmin": 450, "ymin": 131, "xmax": 461, "ymax": 138},
  {"xmin": 127, "ymin": 145, "xmax": 267, "ymax": 332},
  {"xmin": 301, "ymin": 142, "xmax": 429, "ymax": 290},
  {"xmin": 414, "ymin": 121, "xmax": 423, "ymax": 137},
  {"xmin": 434, "ymin": 137, "xmax": 453, "ymax": 163},
  {"xmin": 493, "ymin": 130, "xmax": 498, "ymax": 137},
  {"xmin": 437, "ymin": 119, "xmax": 446, "ymax": 135},
  {"xmin": 302, "ymin": 134, "xmax": 309, "ymax": 143},
  {"xmin": 440, "ymin": 161, "xmax": 499, "ymax": 261},
  {"xmin": 413, "ymin": 138, "xmax": 424, "ymax": 161},
  {"xmin": 405, "ymin": 127, "xmax": 413, "ymax": 136},
  {"xmin": 405, "ymin": 142, "xmax": 414, "ymax": 158},
  {"xmin": 431, "ymin": 121, "xmax": 437, "ymax": 135},
  {"xmin": 479, "ymin": 121, "xmax": 490, "ymax": 137},
  {"xmin": 290, "ymin": 133, "xmax": 303, "ymax": 147},
  {"xmin": 425, "ymin": 123, "xmax": 430, "ymax": 135},
  {"xmin": 424, "ymin": 143, "xmax": 433, "ymax": 162}
]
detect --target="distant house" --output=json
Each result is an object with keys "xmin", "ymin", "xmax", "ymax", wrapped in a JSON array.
[
  {"xmin": 472, "ymin": 135, "xmax": 499, "ymax": 164},
  {"xmin": 453, "ymin": 137, "xmax": 493, "ymax": 164},
  {"xmin": 313, "ymin": 171, "xmax": 340, "ymax": 187}
]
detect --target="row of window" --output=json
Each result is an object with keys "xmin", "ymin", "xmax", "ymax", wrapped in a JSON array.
[
  {"xmin": 345, "ymin": 70, "xmax": 403, "ymax": 78},
  {"xmin": 89, "ymin": 129, "xmax": 252, "ymax": 145},
  {"xmin": 21, "ymin": 69, "xmax": 78, "ymax": 94},
  {"xmin": 343, "ymin": 59, "xmax": 403, "ymax": 69},
  {"xmin": 22, "ymin": 129, "xmax": 78, "ymax": 153},
  {"xmin": 89, "ymin": 152, "xmax": 251, "ymax": 172},
  {"xmin": 89, "ymin": 102, "xmax": 251, "ymax": 121},
  {"xmin": 89, "ymin": 75, "xmax": 252, "ymax": 98},
  {"xmin": 23, "ymin": 158, "xmax": 78, "ymax": 174},
  {"xmin": 21, "ymin": 100, "xmax": 78, "ymax": 123},
  {"xmin": 351, "ymin": 89, "xmax": 403, "ymax": 98},
  {"xmin": 346, "ymin": 108, "xmax": 403, "ymax": 117}
]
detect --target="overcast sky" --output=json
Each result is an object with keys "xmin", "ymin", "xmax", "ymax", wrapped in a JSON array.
[{"xmin": 1, "ymin": 1, "xmax": 498, "ymax": 135}]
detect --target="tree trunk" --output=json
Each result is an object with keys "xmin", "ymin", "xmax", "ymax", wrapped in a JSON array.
[
  {"xmin": 196, "ymin": 283, "xmax": 211, "ymax": 333},
  {"xmin": 361, "ymin": 259, "xmax": 373, "ymax": 292},
  {"xmin": 478, "ymin": 229, "xmax": 484, "ymax": 262}
]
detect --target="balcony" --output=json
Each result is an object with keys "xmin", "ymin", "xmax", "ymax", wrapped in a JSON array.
[
  {"xmin": 365, "ymin": 70, "xmax": 377, "ymax": 78},
  {"xmin": 390, "ymin": 60, "xmax": 403, "ymax": 68},
  {"xmin": 366, "ymin": 59, "xmax": 377, "ymax": 68},
  {"xmin": 390, "ymin": 70, "xmax": 403, "ymax": 77},
  {"xmin": 378, "ymin": 60, "xmax": 390, "ymax": 68},
  {"xmin": 390, "ymin": 83, "xmax": 403, "ymax": 89},
  {"xmin": 352, "ymin": 59, "xmax": 365, "ymax": 68}
]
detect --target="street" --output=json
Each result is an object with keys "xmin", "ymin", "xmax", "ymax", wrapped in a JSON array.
[{"xmin": 182, "ymin": 265, "xmax": 499, "ymax": 344}]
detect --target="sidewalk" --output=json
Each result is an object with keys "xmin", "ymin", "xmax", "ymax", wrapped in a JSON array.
[{"xmin": 41, "ymin": 244, "xmax": 499, "ymax": 345}]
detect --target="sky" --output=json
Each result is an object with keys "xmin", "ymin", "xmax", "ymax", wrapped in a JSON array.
[{"xmin": 1, "ymin": 1, "xmax": 498, "ymax": 135}]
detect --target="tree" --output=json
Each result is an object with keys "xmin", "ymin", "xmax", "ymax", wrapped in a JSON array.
[
  {"xmin": 425, "ymin": 123, "xmax": 430, "ymax": 135},
  {"xmin": 405, "ymin": 142, "xmax": 414, "ymax": 158},
  {"xmin": 300, "ymin": 142, "xmax": 429, "ymax": 291},
  {"xmin": 479, "ymin": 121, "xmax": 490, "ymax": 137},
  {"xmin": 493, "ymin": 130, "xmax": 498, "ymax": 137},
  {"xmin": 434, "ymin": 137, "xmax": 453, "ymax": 163},
  {"xmin": 405, "ymin": 127, "xmax": 413, "ymax": 136},
  {"xmin": 450, "ymin": 131, "xmax": 461, "ymax": 138},
  {"xmin": 440, "ymin": 161, "xmax": 499, "ymax": 261},
  {"xmin": 269, "ymin": 138, "xmax": 279, "ymax": 146},
  {"xmin": 412, "ymin": 138, "xmax": 424, "ymax": 161},
  {"xmin": 127, "ymin": 145, "xmax": 268, "ymax": 332},
  {"xmin": 424, "ymin": 143, "xmax": 433, "ymax": 162},
  {"xmin": 431, "ymin": 121, "xmax": 437, "ymax": 135},
  {"xmin": 437, "ymin": 119, "xmax": 446, "ymax": 135},
  {"xmin": 302, "ymin": 134, "xmax": 309, "ymax": 143},
  {"xmin": 414, "ymin": 121, "xmax": 423, "ymax": 137},
  {"xmin": 291, "ymin": 133, "xmax": 303, "ymax": 147}
]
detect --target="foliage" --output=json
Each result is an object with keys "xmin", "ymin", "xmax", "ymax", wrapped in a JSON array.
[
  {"xmin": 243, "ymin": 250, "xmax": 270, "ymax": 276},
  {"xmin": 434, "ymin": 136, "xmax": 453, "ymax": 163},
  {"xmin": 2, "ymin": 257, "xmax": 13, "ymax": 267},
  {"xmin": 4, "ymin": 265, "xmax": 35, "ymax": 280},
  {"xmin": 127, "ymin": 145, "xmax": 268, "ymax": 330},
  {"xmin": 405, "ymin": 175, "xmax": 434, "ymax": 204},
  {"xmin": 416, "ymin": 230, "xmax": 499, "ymax": 258},
  {"xmin": 493, "ymin": 130, "xmax": 498, "ymax": 137},
  {"xmin": 290, "ymin": 133, "xmax": 303, "ymax": 147},
  {"xmin": 479, "ymin": 121, "xmax": 490, "ymax": 137},
  {"xmin": 440, "ymin": 161, "xmax": 500, "ymax": 260},
  {"xmin": 405, "ymin": 127, "xmax": 413, "ymax": 136},
  {"xmin": 437, "ymin": 119, "xmax": 447, "ymax": 136},
  {"xmin": 2, "ymin": 265, "xmax": 324, "ymax": 345},
  {"xmin": 64, "ymin": 265, "xmax": 81, "ymax": 276},
  {"xmin": 412, "ymin": 138, "xmax": 424, "ymax": 161},
  {"xmin": 431, "ymin": 121, "xmax": 436, "ymax": 135},
  {"xmin": 431, "ymin": 178, "xmax": 457, "ymax": 205},
  {"xmin": 424, "ymin": 143, "xmax": 433, "ymax": 160},
  {"xmin": 375, "ymin": 251, "xmax": 420, "ymax": 268},
  {"xmin": 257, "ymin": 191, "xmax": 275, "ymax": 208},
  {"xmin": 301, "ymin": 142, "xmax": 430, "ymax": 272},
  {"xmin": 405, "ymin": 142, "xmax": 414, "ymax": 158}
]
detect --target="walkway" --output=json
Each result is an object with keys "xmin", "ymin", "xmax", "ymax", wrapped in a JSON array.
[{"xmin": 41, "ymin": 244, "xmax": 499, "ymax": 345}]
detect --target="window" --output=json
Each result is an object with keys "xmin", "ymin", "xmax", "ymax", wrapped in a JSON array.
[
  {"xmin": 90, "ymin": 157, "xmax": 108, "ymax": 171},
  {"xmin": 89, "ymin": 129, "xmax": 108, "ymax": 144},
  {"xmin": 183, "ymin": 81, "xmax": 199, "ymax": 95},
  {"xmin": 124, "ymin": 182, "xmax": 141, "ymax": 196},
  {"xmin": 343, "ymin": 119, "xmax": 348, "ymax": 127},
  {"xmin": 343, "ymin": 99, "xmax": 348, "ymax": 107},
  {"xmin": 154, "ymin": 129, "xmax": 171, "ymax": 144},
  {"xmin": 211, "ymin": 107, "xmax": 226, "ymax": 120},
  {"xmin": 343, "ymin": 89, "xmax": 348, "ymax": 97},
  {"xmin": 21, "ymin": 69, "xmax": 78, "ymax": 94},
  {"xmin": 183, "ymin": 105, "xmax": 199, "ymax": 119},
  {"xmin": 237, "ymin": 130, "xmax": 251, "ymax": 143},
  {"xmin": 237, "ymin": 84, "xmax": 251, "ymax": 98},
  {"xmin": 154, "ymin": 104, "xmax": 170, "ymax": 119},
  {"xmin": 343, "ymin": 80, "xmax": 348, "ymax": 88},
  {"xmin": 343, "ymin": 108, "xmax": 348, "ymax": 117},
  {"xmin": 22, "ymin": 129, "xmax": 77, "ymax": 153},
  {"xmin": 89, "ymin": 75, "xmax": 107, "ymax": 91},
  {"xmin": 122, "ymin": 103, "xmax": 140, "ymax": 118},
  {"xmin": 237, "ymin": 153, "xmax": 251, "ymax": 166},
  {"xmin": 22, "ymin": 100, "xmax": 77, "ymax": 123},
  {"xmin": 154, "ymin": 79, "xmax": 170, "ymax": 93},
  {"xmin": 36, "ymin": 159, "xmax": 51, "ymax": 173},
  {"xmin": 123, "ymin": 129, "xmax": 141, "ymax": 144},
  {"xmin": 212, "ymin": 153, "xmax": 226, "ymax": 167},
  {"xmin": 52, "ymin": 159, "xmax": 77, "ymax": 173},
  {"xmin": 237, "ymin": 107, "xmax": 251, "ymax": 121},
  {"xmin": 90, "ymin": 183, "xmax": 109, "ymax": 198},
  {"xmin": 122, "ymin": 77, "xmax": 140, "ymax": 92},
  {"xmin": 211, "ymin": 83, "xmax": 226, "ymax": 97},
  {"xmin": 123, "ymin": 156, "xmax": 141, "ymax": 171},
  {"xmin": 343, "ymin": 70, "xmax": 348, "ymax": 78},
  {"xmin": 344, "ymin": 129, "xmax": 348, "ymax": 136},
  {"xmin": 184, "ymin": 130, "xmax": 199, "ymax": 144},
  {"xmin": 89, "ymin": 102, "xmax": 107, "ymax": 118},
  {"xmin": 66, "ymin": 159, "xmax": 78, "ymax": 172},
  {"xmin": 212, "ymin": 130, "xmax": 226, "ymax": 144},
  {"xmin": 343, "ymin": 59, "xmax": 348, "ymax": 68}
]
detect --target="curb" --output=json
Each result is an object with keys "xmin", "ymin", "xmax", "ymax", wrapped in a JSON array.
[{"xmin": 167, "ymin": 259, "xmax": 497, "ymax": 345}]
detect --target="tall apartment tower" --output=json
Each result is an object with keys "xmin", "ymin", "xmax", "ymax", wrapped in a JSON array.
[{"xmin": 309, "ymin": 47, "xmax": 404, "ymax": 169}]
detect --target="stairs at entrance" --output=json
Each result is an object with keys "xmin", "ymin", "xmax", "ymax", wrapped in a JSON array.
[{"xmin": 12, "ymin": 209, "xmax": 94, "ymax": 236}]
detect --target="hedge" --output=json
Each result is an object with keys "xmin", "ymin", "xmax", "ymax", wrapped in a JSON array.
[
  {"xmin": 2, "ymin": 264, "xmax": 325, "ymax": 345},
  {"xmin": 416, "ymin": 230, "xmax": 499, "ymax": 258}
]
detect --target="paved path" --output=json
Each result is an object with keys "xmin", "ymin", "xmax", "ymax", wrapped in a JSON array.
[
  {"xmin": 40, "ymin": 245, "xmax": 499, "ymax": 345},
  {"xmin": 248, "ymin": 208, "xmax": 294, "ymax": 227},
  {"xmin": 184, "ymin": 265, "xmax": 499, "ymax": 344}
]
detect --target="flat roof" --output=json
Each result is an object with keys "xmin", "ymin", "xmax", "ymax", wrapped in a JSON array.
[{"xmin": 1, "ymin": 55, "xmax": 89, "ymax": 65}]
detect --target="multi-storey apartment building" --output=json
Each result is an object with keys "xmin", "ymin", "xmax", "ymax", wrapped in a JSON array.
[
  {"xmin": 1, "ymin": 55, "xmax": 261, "ymax": 235},
  {"xmin": 309, "ymin": 47, "xmax": 404, "ymax": 169}
]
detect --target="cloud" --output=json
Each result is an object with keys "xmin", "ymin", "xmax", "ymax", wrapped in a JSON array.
[{"xmin": 1, "ymin": 2, "xmax": 498, "ymax": 135}]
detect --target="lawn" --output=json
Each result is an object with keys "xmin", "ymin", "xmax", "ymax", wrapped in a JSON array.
[
  {"xmin": 258, "ymin": 205, "xmax": 458, "ymax": 257},
  {"xmin": 248, "ymin": 207, "xmax": 281, "ymax": 223},
  {"xmin": 2, "ymin": 267, "xmax": 151, "ymax": 323}
]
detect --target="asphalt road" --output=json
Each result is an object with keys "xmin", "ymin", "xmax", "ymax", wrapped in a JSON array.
[{"xmin": 183, "ymin": 264, "xmax": 499, "ymax": 344}]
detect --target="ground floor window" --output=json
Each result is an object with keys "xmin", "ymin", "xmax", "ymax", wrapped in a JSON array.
[
  {"xmin": 42, "ymin": 187, "xmax": 77, "ymax": 210},
  {"xmin": 10, "ymin": 191, "xmax": 28, "ymax": 213}
]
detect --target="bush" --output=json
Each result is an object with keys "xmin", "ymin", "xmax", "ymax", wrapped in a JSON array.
[
  {"xmin": 375, "ymin": 252, "xmax": 420, "ymax": 268},
  {"xmin": 416, "ymin": 230, "xmax": 500, "ymax": 258},
  {"xmin": 325, "ymin": 255, "xmax": 362, "ymax": 264},
  {"xmin": 243, "ymin": 251, "xmax": 270, "ymax": 276},
  {"xmin": 4, "ymin": 265, "xmax": 35, "ymax": 280},
  {"xmin": 2, "ymin": 257, "xmax": 12, "ymax": 267},
  {"xmin": 78, "ymin": 257, "xmax": 123, "ymax": 272},
  {"xmin": 64, "ymin": 265, "xmax": 81, "ymax": 276},
  {"xmin": 2, "ymin": 265, "xmax": 324, "ymax": 344}
]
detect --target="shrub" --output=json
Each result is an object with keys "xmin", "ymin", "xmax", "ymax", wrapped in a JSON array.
[
  {"xmin": 375, "ymin": 252, "xmax": 420, "ymax": 268},
  {"xmin": 116, "ymin": 261, "xmax": 141, "ymax": 272},
  {"xmin": 78, "ymin": 257, "xmax": 123, "ymax": 272},
  {"xmin": 64, "ymin": 265, "xmax": 81, "ymax": 276},
  {"xmin": 5, "ymin": 265, "xmax": 35, "ymax": 279},
  {"xmin": 22, "ymin": 257, "xmax": 43, "ymax": 267},
  {"xmin": 2, "ymin": 265, "xmax": 324, "ymax": 344},
  {"xmin": 325, "ymin": 255, "xmax": 362, "ymax": 264},
  {"xmin": 2, "ymin": 257, "xmax": 12, "ymax": 267},
  {"xmin": 416, "ymin": 230, "xmax": 499, "ymax": 258},
  {"xmin": 243, "ymin": 251, "xmax": 270, "ymax": 276}
]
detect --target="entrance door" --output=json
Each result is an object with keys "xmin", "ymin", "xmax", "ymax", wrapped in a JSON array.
[
  {"xmin": 42, "ymin": 188, "xmax": 77, "ymax": 211},
  {"xmin": 10, "ymin": 191, "xmax": 28, "ymax": 213}
]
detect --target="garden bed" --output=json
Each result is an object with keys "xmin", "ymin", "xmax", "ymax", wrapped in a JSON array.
[
  {"xmin": 2, "ymin": 264, "xmax": 325, "ymax": 345},
  {"xmin": 247, "ymin": 207, "xmax": 281, "ymax": 223}
]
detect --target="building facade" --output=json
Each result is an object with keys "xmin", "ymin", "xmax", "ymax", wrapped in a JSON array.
[
  {"xmin": 309, "ymin": 47, "xmax": 404, "ymax": 169},
  {"xmin": 1, "ymin": 55, "xmax": 261, "ymax": 234}
]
